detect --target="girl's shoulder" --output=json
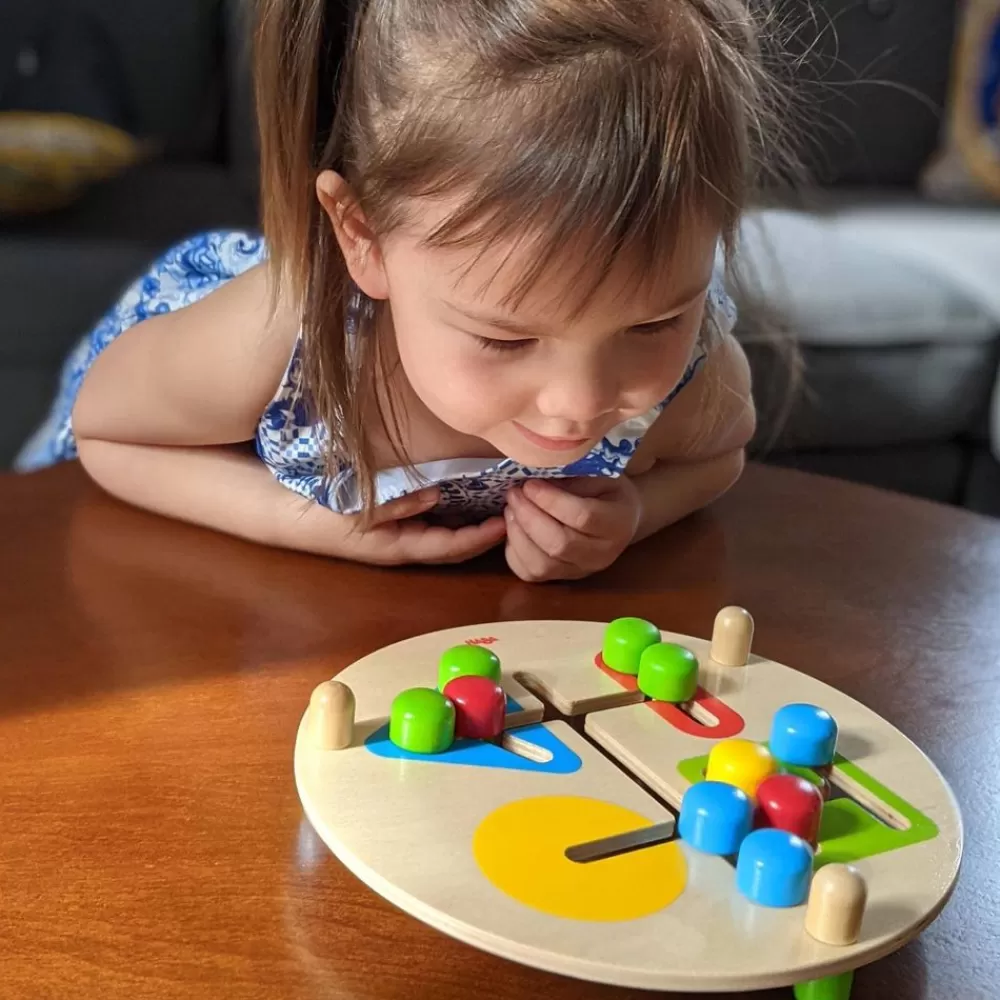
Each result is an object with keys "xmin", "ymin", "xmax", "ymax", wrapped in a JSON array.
[
  {"xmin": 14, "ymin": 232, "xmax": 272, "ymax": 472},
  {"xmin": 82, "ymin": 231, "xmax": 270, "ymax": 343},
  {"xmin": 141, "ymin": 231, "xmax": 269, "ymax": 307},
  {"xmin": 94, "ymin": 229, "xmax": 270, "ymax": 349}
]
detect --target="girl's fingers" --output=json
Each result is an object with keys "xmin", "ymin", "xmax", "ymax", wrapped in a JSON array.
[
  {"xmin": 392, "ymin": 514, "xmax": 507, "ymax": 564},
  {"xmin": 503, "ymin": 535, "xmax": 532, "ymax": 582},
  {"xmin": 507, "ymin": 487, "xmax": 584, "ymax": 559},
  {"xmin": 504, "ymin": 514, "xmax": 550, "ymax": 581},
  {"xmin": 520, "ymin": 479, "xmax": 607, "ymax": 536},
  {"xmin": 368, "ymin": 487, "xmax": 441, "ymax": 525},
  {"xmin": 504, "ymin": 506, "xmax": 578, "ymax": 581}
]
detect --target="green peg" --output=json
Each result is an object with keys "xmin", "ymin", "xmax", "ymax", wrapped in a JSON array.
[
  {"xmin": 638, "ymin": 642, "xmax": 699, "ymax": 702},
  {"xmin": 602, "ymin": 617, "xmax": 660, "ymax": 676},
  {"xmin": 389, "ymin": 687, "xmax": 456, "ymax": 754},
  {"xmin": 438, "ymin": 645, "xmax": 501, "ymax": 691},
  {"xmin": 794, "ymin": 971, "xmax": 854, "ymax": 1000}
]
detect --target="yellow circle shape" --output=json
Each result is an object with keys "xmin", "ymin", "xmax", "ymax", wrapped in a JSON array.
[{"xmin": 473, "ymin": 795, "xmax": 686, "ymax": 922}]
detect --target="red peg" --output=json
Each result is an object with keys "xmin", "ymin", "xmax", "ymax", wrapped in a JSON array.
[
  {"xmin": 755, "ymin": 774, "xmax": 824, "ymax": 847},
  {"xmin": 443, "ymin": 675, "xmax": 506, "ymax": 741}
]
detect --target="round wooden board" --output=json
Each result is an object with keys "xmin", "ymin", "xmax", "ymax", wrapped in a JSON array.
[{"xmin": 294, "ymin": 620, "xmax": 962, "ymax": 992}]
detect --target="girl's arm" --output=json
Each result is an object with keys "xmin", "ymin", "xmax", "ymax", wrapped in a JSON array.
[
  {"xmin": 628, "ymin": 333, "xmax": 755, "ymax": 541},
  {"xmin": 73, "ymin": 265, "xmax": 297, "ymax": 446},
  {"xmin": 75, "ymin": 439, "xmax": 506, "ymax": 564},
  {"xmin": 72, "ymin": 266, "xmax": 506, "ymax": 564}
]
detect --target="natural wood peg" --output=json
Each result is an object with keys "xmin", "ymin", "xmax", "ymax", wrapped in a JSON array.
[
  {"xmin": 711, "ymin": 606, "xmax": 754, "ymax": 666},
  {"xmin": 308, "ymin": 680, "xmax": 356, "ymax": 750},
  {"xmin": 804, "ymin": 864, "xmax": 868, "ymax": 946}
]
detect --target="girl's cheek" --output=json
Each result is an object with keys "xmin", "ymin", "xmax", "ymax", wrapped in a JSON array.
[
  {"xmin": 459, "ymin": 359, "xmax": 523, "ymax": 404},
  {"xmin": 421, "ymin": 351, "xmax": 514, "ymax": 404},
  {"xmin": 618, "ymin": 339, "xmax": 696, "ymax": 410}
]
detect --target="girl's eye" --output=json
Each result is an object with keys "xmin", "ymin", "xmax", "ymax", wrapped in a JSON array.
[
  {"xmin": 475, "ymin": 336, "xmax": 536, "ymax": 353},
  {"xmin": 629, "ymin": 316, "xmax": 682, "ymax": 336}
]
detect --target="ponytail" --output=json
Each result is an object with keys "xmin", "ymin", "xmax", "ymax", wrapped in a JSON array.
[{"xmin": 254, "ymin": 0, "xmax": 328, "ymax": 299}]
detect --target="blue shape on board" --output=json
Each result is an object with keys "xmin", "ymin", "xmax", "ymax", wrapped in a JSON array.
[
  {"xmin": 770, "ymin": 703, "xmax": 839, "ymax": 768},
  {"xmin": 736, "ymin": 828, "xmax": 814, "ymax": 908},
  {"xmin": 678, "ymin": 781, "xmax": 753, "ymax": 855},
  {"xmin": 365, "ymin": 713, "xmax": 582, "ymax": 774}
]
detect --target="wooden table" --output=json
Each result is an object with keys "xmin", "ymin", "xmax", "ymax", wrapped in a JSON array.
[{"xmin": 1, "ymin": 463, "xmax": 997, "ymax": 1000}]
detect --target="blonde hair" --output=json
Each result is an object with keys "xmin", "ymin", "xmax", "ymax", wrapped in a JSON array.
[{"xmin": 254, "ymin": 0, "xmax": 792, "ymax": 513}]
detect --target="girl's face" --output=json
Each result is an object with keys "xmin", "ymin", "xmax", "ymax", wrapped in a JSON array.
[{"xmin": 380, "ymin": 200, "xmax": 720, "ymax": 467}]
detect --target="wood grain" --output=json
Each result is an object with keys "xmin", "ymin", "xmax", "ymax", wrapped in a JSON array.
[{"xmin": 1, "ymin": 462, "xmax": 998, "ymax": 1000}]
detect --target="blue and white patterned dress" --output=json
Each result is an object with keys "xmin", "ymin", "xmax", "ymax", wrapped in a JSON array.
[{"xmin": 16, "ymin": 231, "xmax": 737, "ymax": 518}]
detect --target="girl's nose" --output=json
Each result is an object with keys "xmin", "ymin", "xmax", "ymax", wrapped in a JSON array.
[{"xmin": 535, "ymin": 360, "xmax": 618, "ymax": 427}]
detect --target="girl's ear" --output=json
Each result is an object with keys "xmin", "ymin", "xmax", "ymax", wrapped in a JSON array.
[{"xmin": 316, "ymin": 170, "xmax": 390, "ymax": 300}]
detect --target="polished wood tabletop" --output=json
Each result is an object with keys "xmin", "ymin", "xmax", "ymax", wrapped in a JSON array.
[{"xmin": 1, "ymin": 462, "xmax": 997, "ymax": 1000}]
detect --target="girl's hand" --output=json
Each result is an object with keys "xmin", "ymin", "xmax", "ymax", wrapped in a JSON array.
[
  {"xmin": 344, "ymin": 487, "xmax": 507, "ymax": 566},
  {"xmin": 503, "ymin": 477, "xmax": 641, "ymax": 582}
]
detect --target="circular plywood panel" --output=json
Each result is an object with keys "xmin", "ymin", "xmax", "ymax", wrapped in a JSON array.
[{"xmin": 295, "ymin": 620, "xmax": 962, "ymax": 991}]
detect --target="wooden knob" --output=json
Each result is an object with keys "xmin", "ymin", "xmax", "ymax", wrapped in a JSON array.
[
  {"xmin": 804, "ymin": 864, "xmax": 868, "ymax": 945},
  {"xmin": 711, "ymin": 606, "xmax": 754, "ymax": 666},
  {"xmin": 308, "ymin": 680, "xmax": 355, "ymax": 750}
]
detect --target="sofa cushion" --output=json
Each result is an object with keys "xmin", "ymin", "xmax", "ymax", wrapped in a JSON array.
[
  {"xmin": 747, "ymin": 340, "xmax": 999, "ymax": 452},
  {"xmin": 738, "ymin": 194, "xmax": 1000, "ymax": 460},
  {"xmin": 763, "ymin": 443, "xmax": 968, "ymax": 506},
  {"xmin": 738, "ymin": 196, "xmax": 1000, "ymax": 347}
]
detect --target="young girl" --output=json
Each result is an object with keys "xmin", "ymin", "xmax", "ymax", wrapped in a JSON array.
[{"xmin": 18, "ymin": 0, "xmax": 772, "ymax": 582}]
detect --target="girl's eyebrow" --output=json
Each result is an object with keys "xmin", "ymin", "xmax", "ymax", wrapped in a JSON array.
[
  {"xmin": 445, "ymin": 279, "xmax": 712, "ymax": 336},
  {"xmin": 444, "ymin": 308, "xmax": 547, "ymax": 337}
]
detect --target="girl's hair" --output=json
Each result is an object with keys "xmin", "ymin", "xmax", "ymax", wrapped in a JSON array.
[{"xmin": 254, "ymin": 0, "xmax": 793, "ymax": 513}]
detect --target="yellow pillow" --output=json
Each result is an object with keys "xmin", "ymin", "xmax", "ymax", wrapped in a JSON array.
[
  {"xmin": 0, "ymin": 112, "xmax": 143, "ymax": 216},
  {"xmin": 923, "ymin": 0, "xmax": 1000, "ymax": 201}
]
